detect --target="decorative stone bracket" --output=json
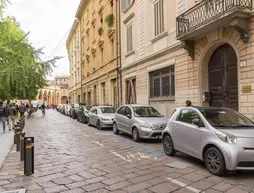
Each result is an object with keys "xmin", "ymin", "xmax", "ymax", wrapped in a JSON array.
[
  {"xmin": 107, "ymin": 28, "xmax": 116, "ymax": 40},
  {"xmin": 181, "ymin": 40, "xmax": 194, "ymax": 59},
  {"xmin": 85, "ymin": 53, "xmax": 90, "ymax": 62},
  {"xmin": 98, "ymin": 38, "xmax": 104, "ymax": 49},
  {"xmin": 98, "ymin": 5, "xmax": 104, "ymax": 15},
  {"xmin": 230, "ymin": 18, "xmax": 249, "ymax": 43},
  {"xmin": 91, "ymin": 47, "xmax": 96, "ymax": 56}
]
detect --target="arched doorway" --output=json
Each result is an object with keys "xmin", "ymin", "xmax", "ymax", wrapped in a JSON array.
[
  {"xmin": 61, "ymin": 96, "xmax": 68, "ymax": 104},
  {"xmin": 208, "ymin": 43, "xmax": 238, "ymax": 111}
]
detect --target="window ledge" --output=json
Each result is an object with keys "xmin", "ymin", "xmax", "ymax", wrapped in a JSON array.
[
  {"xmin": 151, "ymin": 31, "xmax": 168, "ymax": 43},
  {"xmin": 125, "ymin": 50, "xmax": 135, "ymax": 58},
  {"xmin": 149, "ymin": 97, "xmax": 175, "ymax": 102},
  {"xmin": 122, "ymin": 1, "xmax": 134, "ymax": 13}
]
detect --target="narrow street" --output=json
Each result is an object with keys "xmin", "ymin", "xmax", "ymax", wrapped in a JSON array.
[{"xmin": 1, "ymin": 110, "xmax": 254, "ymax": 193}]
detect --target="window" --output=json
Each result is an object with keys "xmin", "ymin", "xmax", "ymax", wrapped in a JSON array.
[
  {"xmin": 100, "ymin": 107, "xmax": 116, "ymax": 114},
  {"xmin": 125, "ymin": 106, "xmax": 132, "ymax": 116},
  {"xmin": 101, "ymin": 82, "xmax": 106, "ymax": 105},
  {"xmin": 154, "ymin": 0, "xmax": 164, "ymax": 36},
  {"xmin": 121, "ymin": 0, "xmax": 132, "ymax": 11},
  {"xmin": 150, "ymin": 66, "xmax": 175, "ymax": 98},
  {"xmin": 126, "ymin": 24, "xmax": 133, "ymax": 53},
  {"xmin": 178, "ymin": 109, "xmax": 201, "ymax": 124},
  {"xmin": 111, "ymin": 39, "xmax": 114, "ymax": 58},
  {"xmin": 117, "ymin": 106, "xmax": 126, "ymax": 115}
]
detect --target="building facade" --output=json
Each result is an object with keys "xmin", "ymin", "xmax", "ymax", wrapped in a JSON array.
[
  {"xmin": 36, "ymin": 76, "xmax": 69, "ymax": 105},
  {"xmin": 75, "ymin": 0, "xmax": 120, "ymax": 107},
  {"xmin": 67, "ymin": 19, "xmax": 82, "ymax": 103},
  {"xmin": 120, "ymin": 0, "xmax": 254, "ymax": 118},
  {"xmin": 120, "ymin": 0, "xmax": 178, "ymax": 116}
]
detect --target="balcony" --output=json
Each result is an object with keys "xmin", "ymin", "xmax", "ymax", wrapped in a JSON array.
[{"xmin": 176, "ymin": 0, "xmax": 252, "ymax": 41}]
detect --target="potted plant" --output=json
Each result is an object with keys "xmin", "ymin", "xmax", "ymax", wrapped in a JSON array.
[
  {"xmin": 105, "ymin": 14, "xmax": 114, "ymax": 28},
  {"xmin": 98, "ymin": 27, "xmax": 103, "ymax": 36}
]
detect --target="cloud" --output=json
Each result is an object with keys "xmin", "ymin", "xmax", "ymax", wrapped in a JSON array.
[{"xmin": 5, "ymin": 0, "xmax": 80, "ymax": 78}]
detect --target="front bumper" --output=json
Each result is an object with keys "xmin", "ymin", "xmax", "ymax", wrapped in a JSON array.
[
  {"xmin": 139, "ymin": 127, "xmax": 162, "ymax": 139},
  {"xmin": 101, "ymin": 120, "xmax": 113, "ymax": 128},
  {"xmin": 222, "ymin": 145, "xmax": 254, "ymax": 171}
]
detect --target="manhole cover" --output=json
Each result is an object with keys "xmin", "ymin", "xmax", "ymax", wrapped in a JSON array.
[
  {"xmin": 165, "ymin": 161, "xmax": 192, "ymax": 169},
  {"xmin": 1, "ymin": 189, "xmax": 26, "ymax": 193}
]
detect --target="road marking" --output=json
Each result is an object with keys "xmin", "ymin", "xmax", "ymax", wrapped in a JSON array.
[
  {"xmin": 110, "ymin": 151, "xmax": 133, "ymax": 163},
  {"xmin": 166, "ymin": 177, "xmax": 202, "ymax": 193},
  {"xmin": 93, "ymin": 141, "xmax": 104, "ymax": 147}
]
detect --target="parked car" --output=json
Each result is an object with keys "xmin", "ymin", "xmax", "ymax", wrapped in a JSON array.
[
  {"xmin": 88, "ymin": 106, "xmax": 116, "ymax": 129},
  {"xmin": 77, "ymin": 105, "xmax": 91, "ymax": 123},
  {"xmin": 65, "ymin": 104, "xmax": 72, "ymax": 116},
  {"xmin": 56, "ymin": 104, "xmax": 61, "ymax": 112},
  {"xmin": 60, "ymin": 104, "xmax": 66, "ymax": 114},
  {"xmin": 113, "ymin": 105, "xmax": 168, "ymax": 142},
  {"xmin": 162, "ymin": 106, "xmax": 254, "ymax": 176},
  {"xmin": 70, "ymin": 103, "xmax": 80, "ymax": 119}
]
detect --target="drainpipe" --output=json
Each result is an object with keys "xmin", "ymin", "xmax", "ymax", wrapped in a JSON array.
[
  {"xmin": 78, "ymin": 19, "xmax": 83, "ymax": 103},
  {"xmin": 116, "ymin": 0, "xmax": 122, "ymax": 107}
]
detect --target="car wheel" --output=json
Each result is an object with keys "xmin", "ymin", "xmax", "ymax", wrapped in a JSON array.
[
  {"xmin": 96, "ymin": 120, "xmax": 102, "ymax": 130},
  {"xmin": 132, "ymin": 127, "xmax": 141, "ymax": 142},
  {"xmin": 84, "ymin": 117, "xmax": 88, "ymax": 124},
  {"xmin": 113, "ymin": 122, "xmax": 119, "ymax": 134},
  {"xmin": 88, "ymin": 118, "xmax": 91, "ymax": 126},
  {"xmin": 163, "ymin": 135, "xmax": 176, "ymax": 156},
  {"xmin": 204, "ymin": 147, "xmax": 226, "ymax": 176}
]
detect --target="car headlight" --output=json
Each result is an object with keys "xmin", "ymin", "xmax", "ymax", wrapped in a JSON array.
[
  {"xmin": 101, "ymin": 118, "xmax": 111, "ymax": 121},
  {"xmin": 215, "ymin": 131, "xmax": 237, "ymax": 144},
  {"xmin": 140, "ymin": 122, "xmax": 153, "ymax": 129}
]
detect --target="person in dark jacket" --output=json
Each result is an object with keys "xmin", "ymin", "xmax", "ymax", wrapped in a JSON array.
[
  {"xmin": 0, "ymin": 101, "xmax": 8, "ymax": 133},
  {"xmin": 7, "ymin": 103, "xmax": 17, "ymax": 130},
  {"xmin": 19, "ymin": 102, "xmax": 26, "ymax": 117}
]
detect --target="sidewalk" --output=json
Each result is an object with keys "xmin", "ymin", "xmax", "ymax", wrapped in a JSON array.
[{"xmin": 0, "ymin": 131, "xmax": 14, "ymax": 168}]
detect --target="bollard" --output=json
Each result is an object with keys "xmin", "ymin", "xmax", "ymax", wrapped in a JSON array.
[
  {"xmin": 16, "ymin": 127, "xmax": 21, "ymax": 152},
  {"xmin": 14, "ymin": 124, "xmax": 18, "ymax": 144},
  {"xmin": 20, "ymin": 132, "xmax": 26, "ymax": 161},
  {"xmin": 24, "ymin": 137, "xmax": 34, "ymax": 176}
]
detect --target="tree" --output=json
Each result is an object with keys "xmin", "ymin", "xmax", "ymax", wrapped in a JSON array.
[{"xmin": 0, "ymin": 0, "xmax": 60, "ymax": 100}]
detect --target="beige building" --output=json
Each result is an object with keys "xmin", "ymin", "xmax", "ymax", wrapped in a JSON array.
[
  {"xmin": 75, "ymin": 0, "xmax": 120, "ymax": 107},
  {"xmin": 55, "ymin": 75, "xmax": 69, "ymax": 104},
  {"xmin": 67, "ymin": 19, "xmax": 82, "ymax": 103},
  {"xmin": 120, "ymin": 0, "xmax": 254, "ymax": 119}
]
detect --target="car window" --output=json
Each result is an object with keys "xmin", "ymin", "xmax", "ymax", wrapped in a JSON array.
[
  {"xmin": 177, "ymin": 109, "xmax": 201, "ymax": 124},
  {"xmin": 117, "ymin": 106, "xmax": 126, "ymax": 115},
  {"xmin": 100, "ymin": 107, "xmax": 116, "ymax": 114},
  {"xmin": 124, "ymin": 107, "xmax": 132, "ymax": 116},
  {"xmin": 90, "ymin": 108, "xmax": 97, "ymax": 114}
]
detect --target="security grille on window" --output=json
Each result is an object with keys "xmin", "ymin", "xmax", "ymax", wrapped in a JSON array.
[
  {"xmin": 126, "ymin": 24, "xmax": 133, "ymax": 53},
  {"xmin": 121, "ymin": 0, "xmax": 133, "ymax": 11},
  {"xmin": 150, "ymin": 66, "xmax": 175, "ymax": 98},
  {"xmin": 154, "ymin": 0, "xmax": 164, "ymax": 36}
]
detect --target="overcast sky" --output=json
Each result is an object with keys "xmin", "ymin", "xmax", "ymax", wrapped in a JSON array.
[{"xmin": 5, "ymin": 0, "xmax": 80, "ymax": 79}]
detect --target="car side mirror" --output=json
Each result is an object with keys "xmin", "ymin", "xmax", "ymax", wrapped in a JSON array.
[
  {"xmin": 126, "ymin": 114, "xmax": 132, "ymax": 119},
  {"xmin": 192, "ymin": 118, "xmax": 201, "ymax": 127}
]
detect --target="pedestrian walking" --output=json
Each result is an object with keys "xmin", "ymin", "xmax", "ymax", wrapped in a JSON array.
[
  {"xmin": 25, "ymin": 103, "xmax": 29, "ymax": 110},
  {"xmin": 7, "ymin": 103, "xmax": 17, "ymax": 131},
  {"xmin": 19, "ymin": 102, "xmax": 26, "ymax": 118},
  {"xmin": 185, "ymin": 100, "xmax": 192, "ymax": 107},
  {"xmin": 0, "ymin": 101, "xmax": 7, "ymax": 133}
]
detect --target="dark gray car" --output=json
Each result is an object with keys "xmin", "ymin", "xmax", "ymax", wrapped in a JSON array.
[{"xmin": 113, "ymin": 105, "xmax": 169, "ymax": 142}]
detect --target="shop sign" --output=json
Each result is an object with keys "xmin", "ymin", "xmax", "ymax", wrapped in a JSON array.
[{"xmin": 242, "ymin": 85, "xmax": 252, "ymax": 93}]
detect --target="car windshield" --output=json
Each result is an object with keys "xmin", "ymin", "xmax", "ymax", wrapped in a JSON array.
[
  {"xmin": 199, "ymin": 108, "xmax": 254, "ymax": 128},
  {"xmin": 74, "ymin": 104, "xmax": 79, "ymax": 108},
  {"xmin": 133, "ymin": 106, "xmax": 163, "ymax": 117},
  {"xmin": 100, "ymin": 107, "xmax": 116, "ymax": 114}
]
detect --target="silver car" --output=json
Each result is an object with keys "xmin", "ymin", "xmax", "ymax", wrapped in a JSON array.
[
  {"xmin": 88, "ymin": 106, "xmax": 116, "ymax": 129},
  {"xmin": 162, "ymin": 106, "xmax": 254, "ymax": 176},
  {"xmin": 113, "ymin": 105, "xmax": 169, "ymax": 142}
]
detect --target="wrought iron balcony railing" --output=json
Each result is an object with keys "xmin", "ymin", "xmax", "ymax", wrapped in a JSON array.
[{"xmin": 176, "ymin": 0, "xmax": 252, "ymax": 38}]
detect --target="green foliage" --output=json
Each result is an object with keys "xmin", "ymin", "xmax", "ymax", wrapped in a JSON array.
[
  {"xmin": 105, "ymin": 14, "xmax": 114, "ymax": 28},
  {"xmin": 98, "ymin": 27, "xmax": 103, "ymax": 36},
  {"xmin": 0, "ymin": 1, "xmax": 60, "ymax": 100}
]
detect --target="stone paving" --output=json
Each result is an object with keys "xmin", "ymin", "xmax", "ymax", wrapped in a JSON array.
[{"xmin": 0, "ymin": 110, "xmax": 254, "ymax": 193}]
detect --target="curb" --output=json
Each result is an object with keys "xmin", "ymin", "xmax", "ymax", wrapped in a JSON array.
[{"xmin": 0, "ymin": 131, "xmax": 14, "ymax": 169}]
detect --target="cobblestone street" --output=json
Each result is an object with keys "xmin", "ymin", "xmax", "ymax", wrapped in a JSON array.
[{"xmin": 1, "ymin": 110, "xmax": 254, "ymax": 193}]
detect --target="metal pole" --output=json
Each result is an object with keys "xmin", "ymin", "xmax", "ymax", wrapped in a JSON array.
[
  {"xmin": 24, "ymin": 137, "xmax": 34, "ymax": 176},
  {"xmin": 20, "ymin": 132, "xmax": 26, "ymax": 161},
  {"xmin": 16, "ymin": 127, "xmax": 21, "ymax": 152}
]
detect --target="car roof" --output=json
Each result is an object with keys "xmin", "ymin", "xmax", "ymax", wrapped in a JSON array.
[
  {"xmin": 97, "ymin": 106, "xmax": 114, "ymax": 108},
  {"xmin": 178, "ymin": 106, "xmax": 231, "ymax": 111},
  {"xmin": 127, "ymin": 104, "xmax": 152, "ymax": 107}
]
